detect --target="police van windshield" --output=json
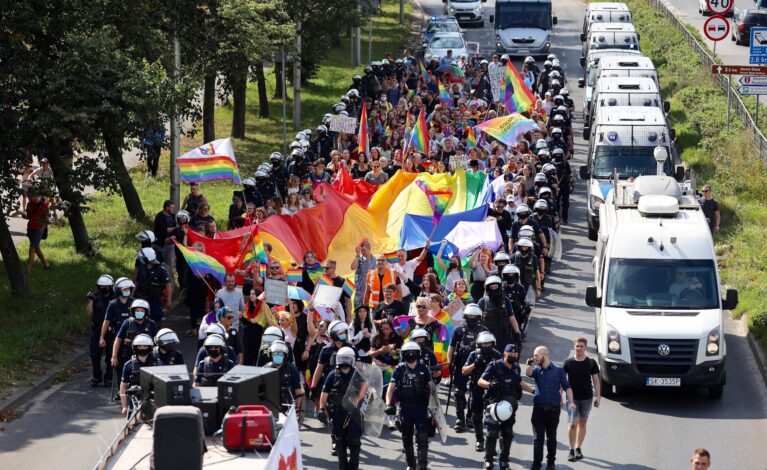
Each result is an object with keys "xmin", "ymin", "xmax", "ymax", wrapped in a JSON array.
[
  {"xmin": 593, "ymin": 145, "xmax": 672, "ymax": 179},
  {"xmin": 427, "ymin": 22, "xmax": 461, "ymax": 33},
  {"xmin": 606, "ymin": 259, "xmax": 719, "ymax": 309},
  {"xmin": 496, "ymin": 2, "xmax": 551, "ymax": 29}
]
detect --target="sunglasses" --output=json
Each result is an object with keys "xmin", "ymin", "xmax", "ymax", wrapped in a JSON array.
[
  {"xmin": 416, "ymin": 305, "xmax": 428, "ymax": 309},
  {"xmin": 270, "ymin": 266, "xmax": 280, "ymax": 270},
  {"xmin": 703, "ymin": 189, "xmax": 711, "ymax": 193}
]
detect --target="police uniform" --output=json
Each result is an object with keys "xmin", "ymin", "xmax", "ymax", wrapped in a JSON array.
[
  {"xmin": 477, "ymin": 294, "xmax": 516, "ymax": 351},
  {"xmin": 267, "ymin": 361, "xmax": 302, "ymax": 412},
  {"xmin": 449, "ymin": 323, "xmax": 488, "ymax": 425},
  {"xmin": 155, "ymin": 349, "xmax": 185, "ymax": 366},
  {"xmin": 89, "ymin": 290, "xmax": 115, "ymax": 384},
  {"xmin": 481, "ymin": 358, "xmax": 524, "ymax": 468},
  {"xmin": 134, "ymin": 263, "xmax": 170, "ymax": 323},
  {"xmin": 257, "ymin": 341, "xmax": 294, "ymax": 367},
  {"xmin": 510, "ymin": 250, "xmax": 540, "ymax": 293},
  {"xmin": 194, "ymin": 344, "xmax": 238, "ymax": 365},
  {"xmin": 121, "ymin": 353, "xmax": 158, "ymax": 414},
  {"xmin": 503, "ymin": 281, "xmax": 529, "ymax": 329},
  {"xmin": 115, "ymin": 318, "xmax": 159, "ymax": 370},
  {"xmin": 415, "ymin": 345, "xmax": 440, "ymax": 385},
  {"xmin": 464, "ymin": 347, "xmax": 502, "ymax": 447},
  {"xmin": 392, "ymin": 362, "xmax": 433, "ymax": 470},
  {"xmin": 323, "ymin": 368, "xmax": 363, "ymax": 470},
  {"xmin": 103, "ymin": 297, "xmax": 133, "ymax": 382},
  {"xmin": 194, "ymin": 356, "xmax": 236, "ymax": 386}
]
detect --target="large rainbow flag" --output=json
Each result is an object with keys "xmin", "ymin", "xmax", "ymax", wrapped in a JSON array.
[
  {"xmin": 174, "ymin": 240, "xmax": 227, "ymax": 284},
  {"xmin": 408, "ymin": 109, "xmax": 429, "ymax": 154},
  {"xmin": 501, "ymin": 61, "xmax": 540, "ymax": 117},
  {"xmin": 177, "ymin": 137, "xmax": 241, "ymax": 185},
  {"xmin": 438, "ymin": 79, "xmax": 451, "ymax": 108}
]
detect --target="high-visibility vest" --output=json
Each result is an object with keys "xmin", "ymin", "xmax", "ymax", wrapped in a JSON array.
[{"xmin": 366, "ymin": 268, "xmax": 396, "ymax": 309}]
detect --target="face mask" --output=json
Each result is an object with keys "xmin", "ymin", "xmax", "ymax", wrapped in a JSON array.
[
  {"xmin": 273, "ymin": 353, "xmax": 285, "ymax": 365},
  {"xmin": 338, "ymin": 334, "xmax": 347, "ymax": 342},
  {"xmin": 100, "ymin": 287, "xmax": 111, "ymax": 295},
  {"xmin": 207, "ymin": 348, "xmax": 222, "ymax": 359},
  {"xmin": 505, "ymin": 355, "xmax": 516, "ymax": 364},
  {"xmin": 449, "ymin": 262, "xmax": 458, "ymax": 269},
  {"xmin": 121, "ymin": 289, "xmax": 131, "ymax": 297},
  {"xmin": 481, "ymin": 345, "xmax": 494, "ymax": 354},
  {"xmin": 405, "ymin": 354, "xmax": 418, "ymax": 364},
  {"xmin": 466, "ymin": 317, "xmax": 479, "ymax": 327},
  {"xmin": 340, "ymin": 365, "xmax": 352, "ymax": 374},
  {"xmin": 161, "ymin": 344, "xmax": 175, "ymax": 354},
  {"xmin": 134, "ymin": 311, "xmax": 145, "ymax": 321},
  {"xmin": 136, "ymin": 348, "xmax": 150, "ymax": 359}
]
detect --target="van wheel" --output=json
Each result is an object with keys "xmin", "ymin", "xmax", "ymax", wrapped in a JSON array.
[
  {"xmin": 708, "ymin": 384, "xmax": 724, "ymax": 399},
  {"xmin": 588, "ymin": 226, "xmax": 598, "ymax": 241}
]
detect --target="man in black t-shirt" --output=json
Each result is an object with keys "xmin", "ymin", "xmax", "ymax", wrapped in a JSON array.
[
  {"xmin": 562, "ymin": 337, "xmax": 601, "ymax": 462},
  {"xmin": 699, "ymin": 185, "xmax": 721, "ymax": 233},
  {"xmin": 373, "ymin": 283, "xmax": 406, "ymax": 326}
]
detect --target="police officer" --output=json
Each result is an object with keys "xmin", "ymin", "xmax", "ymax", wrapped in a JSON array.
[
  {"xmin": 100, "ymin": 277, "xmax": 135, "ymax": 388},
  {"xmin": 255, "ymin": 168, "xmax": 278, "ymax": 202},
  {"xmin": 288, "ymin": 149, "xmax": 310, "ymax": 180},
  {"xmin": 462, "ymin": 331, "xmax": 501, "ymax": 452},
  {"xmin": 478, "ymin": 343, "xmax": 535, "ymax": 469},
  {"xmin": 447, "ymin": 304, "xmax": 488, "ymax": 432},
  {"xmin": 477, "ymin": 277, "xmax": 521, "ymax": 351},
  {"xmin": 111, "ymin": 299, "xmax": 159, "ymax": 385},
  {"xmin": 501, "ymin": 265, "xmax": 530, "ymax": 338},
  {"xmin": 511, "ymin": 239, "xmax": 542, "ymax": 298},
  {"xmin": 134, "ymin": 247, "xmax": 171, "ymax": 325},
  {"xmin": 194, "ymin": 334, "xmax": 235, "ymax": 387},
  {"xmin": 154, "ymin": 328, "xmax": 184, "ymax": 365},
  {"xmin": 386, "ymin": 341, "xmax": 433, "ymax": 470},
  {"xmin": 312, "ymin": 125, "xmax": 334, "ymax": 162},
  {"xmin": 410, "ymin": 328, "xmax": 442, "ymax": 385},
  {"xmin": 257, "ymin": 325, "xmax": 294, "ymax": 367},
  {"xmin": 267, "ymin": 340, "xmax": 304, "ymax": 413},
  {"xmin": 320, "ymin": 346, "xmax": 363, "ymax": 470},
  {"xmin": 193, "ymin": 323, "xmax": 238, "ymax": 377},
  {"xmin": 553, "ymin": 147, "xmax": 573, "ymax": 224},
  {"xmin": 241, "ymin": 177, "xmax": 264, "ymax": 207},
  {"xmin": 119, "ymin": 334, "xmax": 157, "ymax": 417},
  {"xmin": 270, "ymin": 152, "xmax": 289, "ymax": 197},
  {"xmin": 87, "ymin": 274, "xmax": 115, "ymax": 387}
]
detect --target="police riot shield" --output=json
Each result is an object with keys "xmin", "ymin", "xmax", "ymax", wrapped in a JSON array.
[
  {"xmin": 526, "ymin": 285, "xmax": 536, "ymax": 307},
  {"xmin": 342, "ymin": 363, "xmax": 385, "ymax": 437},
  {"xmin": 428, "ymin": 387, "xmax": 448, "ymax": 444},
  {"xmin": 549, "ymin": 228, "xmax": 563, "ymax": 262}
]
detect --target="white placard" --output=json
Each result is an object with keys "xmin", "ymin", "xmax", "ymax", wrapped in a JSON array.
[
  {"xmin": 449, "ymin": 154, "xmax": 469, "ymax": 171},
  {"xmin": 314, "ymin": 284, "xmax": 343, "ymax": 309},
  {"xmin": 466, "ymin": 42, "xmax": 480, "ymax": 55},
  {"xmin": 329, "ymin": 115, "xmax": 358, "ymax": 134},
  {"xmin": 264, "ymin": 278, "xmax": 288, "ymax": 305}
]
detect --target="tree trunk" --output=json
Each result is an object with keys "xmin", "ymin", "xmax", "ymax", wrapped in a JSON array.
[
  {"xmin": 255, "ymin": 62, "xmax": 269, "ymax": 118},
  {"xmin": 231, "ymin": 70, "xmax": 247, "ymax": 139},
  {"xmin": 0, "ymin": 215, "xmax": 29, "ymax": 297},
  {"xmin": 46, "ymin": 141, "xmax": 93, "ymax": 256},
  {"xmin": 203, "ymin": 73, "xmax": 217, "ymax": 143},
  {"xmin": 102, "ymin": 124, "xmax": 145, "ymax": 220}
]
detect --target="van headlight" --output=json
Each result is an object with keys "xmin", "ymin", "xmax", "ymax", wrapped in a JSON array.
[
  {"xmin": 474, "ymin": 5, "xmax": 482, "ymax": 13},
  {"xmin": 590, "ymin": 194, "xmax": 604, "ymax": 210},
  {"xmin": 606, "ymin": 324, "xmax": 622, "ymax": 354},
  {"xmin": 448, "ymin": 6, "xmax": 455, "ymax": 13},
  {"xmin": 706, "ymin": 326, "xmax": 720, "ymax": 356}
]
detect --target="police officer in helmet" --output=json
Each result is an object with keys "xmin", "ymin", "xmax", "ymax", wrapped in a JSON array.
[
  {"xmin": 478, "ymin": 343, "xmax": 534, "ymax": 470},
  {"xmin": 447, "ymin": 303, "xmax": 488, "ymax": 432},
  {"xmin": 410, "ymin": 328, "xmax": 442, "ymax": 384},
  {"xmin": 111, "ymin": 299, "xmax": 159, "ymax": 386},
  {"xmin": 192, "ymin": 323, "xmax": 238, "ymax": 377},
  {"xmin": 386, "ymin": 341, "xmax": 434, "ymax": 470},
  {"xmin": 100, "ymin": 277, "xmax": 135, "ymax": 388},
  {"xmin": 320, "ymin": 346, "xmax": 364, "ymax": 470},
  {"xmin": 270, "ymin": 152, "xmax": 288, "ymax": 197},
  {"xmin": 194, "ymin": 334, "xmax": 235, "ymax": 387},
  {"xmin": 462, "ymin": 331, "xmax": 502, "ymax": 452},
  {"xmin": 154, "ymin": 328, "xmax": 184, "ymax": 365},
  {"xmin": 87, "ymin": 274, "xmax": 115, "ymax": 387},
  {"xmin": 134, "ymin": 247, "xmax": 171, "ymax": 325},
  {"xmin": 119, "ymin": 334, "xmax": 156, "ymax": 417},
  {"xmin": 477, "ymin": 276, "xmax": 522, "ymax": 352},
  {"xmin": 267, "ymin": 340, "xmax": 304, "ymax": 414},
  {"xmin": 502, "ymin": 265, "xmax": 529, "ymax": 338},
  {"xmin": 257, "ymin": 325, "xmax": 293, "ymax": 367}
]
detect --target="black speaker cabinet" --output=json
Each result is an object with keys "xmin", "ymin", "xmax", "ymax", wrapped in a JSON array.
[
  {"xmin": 217, "ymin": 366, "xmax": 281, "ymax": 416},
  {"xmin": 139, "ymin": 365, "xmax": 191, "ymax": 408},
  {"xmin": 189, "ymin": 386, "xmax": 220, "ymax": 435},
  {"xmin": 152, "ymin": 406, "xmax": 204, "ymax": 470}
]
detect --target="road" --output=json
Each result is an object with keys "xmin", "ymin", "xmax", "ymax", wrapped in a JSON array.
[{"xmin": 2, "ymin": 0, "xmax": 767, "ymax": 469}]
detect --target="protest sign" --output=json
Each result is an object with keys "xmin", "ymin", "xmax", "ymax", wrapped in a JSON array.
[
  {"xmin": 329, "ymin": 115, "xmax": 358, "ymax": 134},
  {"xmin": 264, "ymin": 278, "xmax": 288, "ymax": 305}
]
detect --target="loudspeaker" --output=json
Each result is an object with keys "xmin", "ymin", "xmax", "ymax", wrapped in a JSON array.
[
  {"xmin": 190, "ymin": 386, "xmax": 219, "ymax": 435},
  {"xmin": 152, "ymin": 406, "xmax": 204, "ymax": 470},
  {"xmin": 140, "ymin": 365, "xmax": 191, "ymax": 408},
  {"xmin": 217, "ymin": 366, "xmax": 281, "ymax": 416}
]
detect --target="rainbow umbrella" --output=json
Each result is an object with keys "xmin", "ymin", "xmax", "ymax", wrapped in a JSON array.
[
  {"xmin": 435, "ymin": 63, "xmax": 465, "ymax": 78},
  {"xmin": 476, "ymin": 113, "xmax": 540, "ymax": 146},
  {"xmin": 287, "ymin": 285, "xmax": 312, "ymax": 301}
]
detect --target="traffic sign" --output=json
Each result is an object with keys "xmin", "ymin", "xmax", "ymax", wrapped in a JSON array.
[
  {"xmin": 737, "ymin": 85, "xmax": 767, "ymax": 95},
  {"xmin": 740, "ymin": 75, "xmax": 767, "ymax": 85},
  {"xmin": 711, "ymin": 64, "xmax": 767, "ymax": 75},
  {"xmin": 706, "ymin": 0, "xmax": 733, "ymax": 16},
  {"xmin": 751, "ymin": 27, "xmax": 767, "ymax": 64},
  {"xmin": 703, "ymin": 15, "xmax": 730, "ymax": 42}
]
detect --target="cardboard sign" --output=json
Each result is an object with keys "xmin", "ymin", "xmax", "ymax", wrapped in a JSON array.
[
  {"xmin": 449, "ymin": 154, "xmax": 469, "ymax": 171},
  {"xmin": 445, "ymin": 298, "xmax": 465, "ymax": 322},
  {"xmin": 264, "ymin": 278, "xmax": 288, "ymax": 305},
  {"xmin": 466, "ymin": 42, "xmax": 480, "ymax": 55},
  {"xmin": 329, "ymin": 115, "xmax": 358, "ymax": 134},
  {"xmin": 314, "ymin": 284, "xmax": 343, "ymax": 309}
]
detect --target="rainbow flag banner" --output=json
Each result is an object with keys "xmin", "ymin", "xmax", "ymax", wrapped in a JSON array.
[
  {"xmin": 433, "ymin": 309, "xmax": 454, "ymax": 341},
  {"xmin": 358, "ymin": 102, "xmax": 369, "ymax": 157},
  {"xmin": 415, "ymin": 180, "xmax": 454, "ymax": 226},
  {"xmin": 286, "ymin": 267, "xmax": 303, "ymax": 284},
  {"xmin": 173, "ymin": 241, "xmax": 227, "ymax": 284},
  {"xmin": 465, "ymin": 126, "xmax": 477, "ymax": 150},
  {"xmin": 383, "ymin": 251, "xmax": 399, "ymax": 264},
  {"xmin": 419, "ymin": 59, "xmax": 430, "ymax": 83},
  {"xmin": 316, "ymin": 274, "xmax": 335, "ymax": 287},
  {"xmin": 438, "ymin": 79, "xmax": 451, "ymax": 108},
  {"xmin": 304, "ymin": 265, "xmax": 324, "ymax": 284},
  {"xmin": 177, "ymin": 137, "xmax": 241, "ymax": 185},
  {"xmin": 501, "ymin": 62, "xmax": 539, "ymax": 116},
  {"xmin": 408, "ymin": 109, "xmax": 429, "ymax": 154},
  {"xmin": 476, "ymin": 113, "xmax": 540, "ymax": 146},
  {"xmin": 239, "ymin": 231, "xmax": 269, "ymax": 267},
  {"xmin": 259, "ymin": 263, "xmax": 267, "ymax": 280},
  {"xmin": 302, "ymin": 181, "xmax": 314, "ymax": 192},
  {"xmin": 342, "ymin": 276, "xmax": 356, "ymax": 298}
]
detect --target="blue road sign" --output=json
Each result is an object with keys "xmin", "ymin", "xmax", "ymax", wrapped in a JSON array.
[
  {"xmin": 750, "ymin": 27, "xmax": 767, "ymax": 62},
  {"xmin": 738, "ymin": 85, "xmax": 767, "ymax": 95}
]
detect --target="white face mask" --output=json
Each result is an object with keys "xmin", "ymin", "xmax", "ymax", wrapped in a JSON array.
[{"xmin": 121, "ymin": 288, "xmax": 131, "ymax": 297}]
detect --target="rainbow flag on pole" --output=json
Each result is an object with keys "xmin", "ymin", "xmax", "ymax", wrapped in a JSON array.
[
  {"xmin": 501, "ymin": 61, "xmax": 541, "ymax": 117},
  {"xmin": 408, "ymin": 109, "xmax": 429, "ymax": 154},
  {"xmin": 415, "ymin": 180, "xmax": 454, "ymax": 225},
  {"xmin": 342, "ymin": 276, "xmax": 356, "ymax": 297},
  {"xmin": 358, "ymin": 102, "xmax": 369, "ymax": 157},
  {"xmin": 438, "ymin": 79, "xmax": 451, "ymax": 108},
  {"xmin": 465, "ymin": 125, "xmax": 477, "ymax": 150},
  {"xmin": 286, "ymin": 267, "xmax": 303, "ymax": 284},
  {"xmin": 177, "ymin": 137, "xmax": 241, "ymax": 185},
  {"xmin": 173, "ymin": 241, "xmax": 227, "ymax": 284},
  {"xmin": 419, "ymin": 59, "xmax": 430, "ymax": 83},
  {"xmin": 403, "ymin": 110, "xmax": 412, "ymax": 154},
  {"xmin": 238, "ymin": 231, "xmax": 269, "ymax": 267},
  {"xmin": 383, "ymin": 251, "xmax": 399, "ymax": 264},
  {"xmin": 316, "ymin": 274, "xmax": 335, "ymax": 287}
]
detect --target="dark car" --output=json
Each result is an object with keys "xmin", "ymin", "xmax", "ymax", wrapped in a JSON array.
[{"xmin": 732, "ymin": 9, "xmax": 767, "ymax": 45}]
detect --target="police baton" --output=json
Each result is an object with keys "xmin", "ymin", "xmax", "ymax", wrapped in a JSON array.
[{"xmin": 444, "ymin": 363, "xmax": 455, "ymax": 415}]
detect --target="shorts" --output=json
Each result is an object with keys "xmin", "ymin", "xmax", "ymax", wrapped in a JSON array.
[
  {"xmin": 27, "ymin": 230, "xmax": 44, "ymax": 249},
  {"xmin": 572, "ymin": 398, "xmax": 593, "ymax": 421}
]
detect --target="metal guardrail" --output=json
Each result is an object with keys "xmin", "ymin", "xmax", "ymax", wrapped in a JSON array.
[{"xmin": 649, "ymin": 0, "xmax": 767, "ymax": 162}]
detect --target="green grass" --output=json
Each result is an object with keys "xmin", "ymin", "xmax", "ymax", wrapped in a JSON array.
[
  {"xmin": 0, "ymin": 1, "xmax": 413, "ymax": 390},
  {"xmin": 616, "ymin": 0, "xmax": 767, "ymax": 336}
]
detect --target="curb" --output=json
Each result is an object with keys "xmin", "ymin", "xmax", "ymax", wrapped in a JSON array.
[{"xmin": 745, "ymin": 327, "xmax": 767, "ymax": 390}]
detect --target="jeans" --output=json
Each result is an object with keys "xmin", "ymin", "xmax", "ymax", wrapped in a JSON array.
[{"xmin": 531, "ymin": 404, "xmax": 561, "ymax": 465}]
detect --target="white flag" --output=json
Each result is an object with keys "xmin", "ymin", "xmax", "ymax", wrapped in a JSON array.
[
  {"xmin": 177, "ymin": 137, "xmax": 241, "ymax": 185},
  {"xmin": 265, "ymin": 406, "xmax": 303, "ymax": 470}
]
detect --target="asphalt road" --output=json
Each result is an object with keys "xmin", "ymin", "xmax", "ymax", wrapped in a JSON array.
[{"xmin": 2, "ymin": 1, "xmax": 767, "ymax": 469}]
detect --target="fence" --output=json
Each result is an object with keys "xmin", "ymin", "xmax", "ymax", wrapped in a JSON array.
[{"xmin": 648, "ymin": 0, "xmax": 767, "ymax": 162}]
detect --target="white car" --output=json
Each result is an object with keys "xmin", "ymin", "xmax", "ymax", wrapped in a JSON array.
[
  {"xmin": 424, "ymin": 32, "xmax": 468, "ymax": 60},
  {"xmin": 699, "ymin": 0, "xmax": 734, "ymax": 17}
]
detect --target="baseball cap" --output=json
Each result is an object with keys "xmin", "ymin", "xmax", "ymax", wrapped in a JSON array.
[{"xmin": 504, "ymin": 343, "xmax": 518, "ymax": 353}]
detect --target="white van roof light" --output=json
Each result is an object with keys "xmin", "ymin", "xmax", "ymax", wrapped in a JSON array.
[{"xmin": 638, "ymin": 195, "xmax": 679, "ymax": 216}]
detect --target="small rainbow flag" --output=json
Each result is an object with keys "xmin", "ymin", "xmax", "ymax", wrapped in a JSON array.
[
  {"xmin": 177, "ymin": 138, "xmax": 241, "ymax": 186},
  {"xmin": 438, "ymin": 79, "xmax": 451, "ymax": 108},
  {"xmin": 383, "ymin": 251, "xmax": 399, "ymax": 264},
  {"xmin": 501, "ymin": 61, "xmax": 542, "ymax": 118},
  {"xmin": 358, "ymin": 102, "xmax": 369, "ymax": 157},
  {"xmin": 259, "ymin": 263, "xmax": 267, "ymax": 280},
  {"xmin": 316, "ymin": 274, "xmax": 334, "ymax": 287},
  {"xmin": 408, "ymin": 109, "xmax": 429, "ymax": 154},
  {"xmin": 465, "ymin": 126, "xmax": 477, "ymax": 150},
  {"xmin": 394, "ymin": 315, "xmax": 412, "ymax": 332},
  {"xmin": 173, "ymin": 241, "xmax": 227, "ymax": 284},
  {"xmin": 415, "ymin": 179, "xmax": 454, "ymax": 226},
  {"xmin": 304, "ymin": 265, "xmax": 324, "ymax": 284},
  {"xmin": 342, "ymin": 276, "xmax": 356, "ymax": 297},
  {"xmin": 403, "ymin": 110, "xmax": 412, "ymax": 154},
  {"xmin": 239, "ymin": 231, "xmax": 269, "ymax": 267},
  {"xmin": 419, "ymin": 59, "xmax": 430, "ymax": 83},
  {"xmin": 286, "ymin": 267, "xmax": 303, "ymax": 284},
  {"xmin": 432, "ymin": 310, "xmax": 454, "ymax": 342},
  {"xmin": 302, "ymin": 181, "xmax": 313, "ymax": 192}
]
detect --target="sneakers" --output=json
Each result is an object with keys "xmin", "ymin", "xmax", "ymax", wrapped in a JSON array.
[
  {"xmin": 575, "ymin": 448, "xmax": 584, "ymax": 460},
  {"xmin": 386, "ymin": 415, "xmax": 397, "ymax": 430},
  {"xmin": 483, "ymin": 461, "xmax": 494, "ymax": 470},
  {"xmin": 568, "ymin": 449, "xmax": 576, "ymax": 462},
  {"xmin": 475, "ymin": 440, "xmax": 485, "ymax": 452},
  {"xmin": 453, "ymin": 419, "xmax": 465, "ymax": 432},
  {"xmin": 331, "ymin": 442, "xmax": 337, "ymax": 456}
]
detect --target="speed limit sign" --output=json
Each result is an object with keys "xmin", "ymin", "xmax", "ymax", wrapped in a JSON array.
[{"xmin": 706, "ymin": 0, "xmax": 733, "ymax": 16}]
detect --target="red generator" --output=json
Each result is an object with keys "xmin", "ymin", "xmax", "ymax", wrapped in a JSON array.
[{"xmin": 222, "ymin": 405, "xmax": 276, "ymax": 453}]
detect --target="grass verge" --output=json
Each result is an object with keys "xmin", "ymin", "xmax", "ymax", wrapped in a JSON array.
[
  {"xmin": 0, "ymin": 0, "xmax": 413, "ymax": 392},
  {"xmin": 617, "ymin": 0, "xmax": 767, "ymax": 341}
]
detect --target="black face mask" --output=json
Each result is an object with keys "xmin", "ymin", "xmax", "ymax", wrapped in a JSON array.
[
  {"xmin": 340, "ymin": 365, "xmax": 353, "ymax": 374},
  {"xmin": 449, "ymin": 262, "xmax": 458, "ymax": 269},
  {"xmin": 466, "ymin": 317, "xmax": 479, "ymax": 327},
  {"xmin": 481, "ymin": 345, "xmax": 494, "ymax": 355},
  {"xmin": 207, "ymin": 348, "xmax": 222, "ymax": 358},
  {"xmin": 135, "ymin": 348, "xmax": 151, "ymax": 359},
  {"xmin": 505, "ymin": 355, "xmax": 517, "ymax": 364},
  {"xmin": 100, "ymin": 287, "xmax": 111, "ymax": 295},
  {"xmin": 161, "ymin": 344, "xmax": 175, "ymax": 354},
  {"xmin": 404, "ymin": 353, "xmax": 418, "ymax": 363}
]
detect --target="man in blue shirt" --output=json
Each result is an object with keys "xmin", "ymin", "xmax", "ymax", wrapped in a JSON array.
[{"xmin": 525, "ymin": 346, "xmax": 575, "ymax": 470}]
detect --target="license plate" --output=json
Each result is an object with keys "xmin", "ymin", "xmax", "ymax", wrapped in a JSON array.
[
  {"xmin": 517, "ymin": 49, "xmax": 530, "ymax": 53},
  {"xmin": 646, "ymin": 377, "xmax": 681, "ymax": 387}
]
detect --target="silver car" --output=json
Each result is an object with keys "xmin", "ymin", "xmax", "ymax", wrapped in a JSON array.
[{"xmin": 424, "ymin": 32, "xmax": 467, "ymax": 60}]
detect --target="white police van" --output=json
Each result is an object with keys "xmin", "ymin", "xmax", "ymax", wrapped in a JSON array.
[
  {"xmin": 578, "ymin": 49, "xmax": 644, "ymax": 113},
  {"xmin": 490, "ymin": 0, "xmax": 557, "ymax": 57},
  {"xmin": 581, "ymin": 3, "xmax": 633, "ymax": 41},
  {"xmin": 586, "ymin": 173, "xmax": 738, "ymax": 399},
  {"xmin": 582, "ymin": 23, "xmax": 639, "ymax": 60},
  {"xmin": 586, "ymin": 76, "xmax": 669, "ymax": 126}
]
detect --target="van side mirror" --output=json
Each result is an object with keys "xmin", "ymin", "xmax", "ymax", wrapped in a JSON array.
[
  {"xmin": 578, "ymin": 78, "xmax": 585, "ymax": 88},
  {"xmin": 579, "ymin": 57, "xmax": 586, "ymax": 68},
  {"xmin": 582, "ymin": 126, "xmax": 591, "ymax": 140},
  {"xmin": 585, "ymin": 286, "xmax": 601, "ymax": 307},
  {"xmin": 669, "ymin": 128, "xmax": 676, "ymax": 140},
  {"xmin": 663, "ymin": 101, "xmax": 671, "ymax": 113},
  {"xmin": 579, "ymin": 165, "xmax": 590, "ymax": 180},
  {"xmin": 489, "ymin": 15, "xmax": 494, "ymax": 23},
  {"xmin": 553, "ymin": 16, "xmax": 558, "ymax": 25},
  {"xmin": 674, "ymin": 165, "xmax": 685, "ymax": 181},
  {"xmin": 723, "ymin": 288, "xmax": 739, "ymax": 310}
]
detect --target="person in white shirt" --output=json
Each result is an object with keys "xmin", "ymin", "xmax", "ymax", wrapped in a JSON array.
[{"xmin": 389, "ymin": 245, "xmax": 429, "ymax": 308}]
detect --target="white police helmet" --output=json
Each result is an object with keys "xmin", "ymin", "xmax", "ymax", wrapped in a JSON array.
[
  {"xmin": 97, "ymin": 274, "xmax": 114, "ymax": 286},
  {"xmin": 487, "ymin": 400, "xmax": 514, "ymax": 422}
]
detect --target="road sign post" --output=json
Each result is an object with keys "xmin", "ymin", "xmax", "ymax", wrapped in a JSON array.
[
  {"xmin": 727, "ymin": 76, "xmax": 731, "ymax": 130},
  {"xmin": 706, "ymin": 0, "xmax": 733, "ymax": 16},
  {"xmin": 751, "ymin": 27, "xmax": 767, "ymax": 65},
  {"xmin": 711, "ymin": 64, "xmax": 767, "ymax": 75},
  {"xmin": 703, "ymin": 15, "xmax": 730, "ymax": 55}
]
